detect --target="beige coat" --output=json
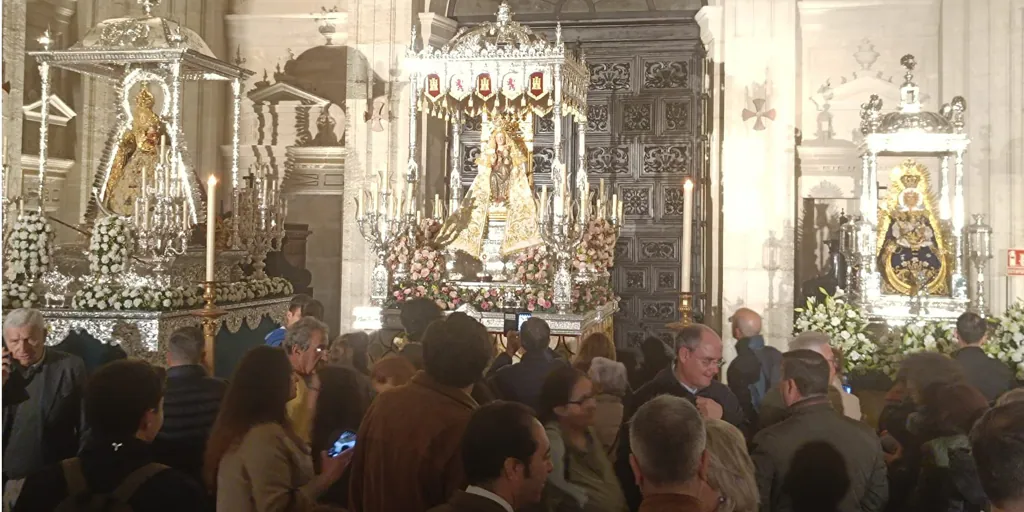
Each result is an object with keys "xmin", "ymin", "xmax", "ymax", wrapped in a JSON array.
[{"xmin": 216, "ymin": 422, "xmax": 325, "ymax": 512}]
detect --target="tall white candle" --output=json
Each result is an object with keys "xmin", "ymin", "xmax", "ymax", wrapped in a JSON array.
[
  {"xmin": 356, "ymin": 194, "xmax": 363, "ymax": 219},
  {"xmin": 540, "ymin": 185, "xmax": 548, "ymax": 219},
  {"xmin": 370, "ymin": 182, "xmax": 379, "ymax": 212},
  {"xmin": 206, "ymin": 176, "xmax": 217, "ymax": 282},
  {"xmin": 434, "ymin": 194, "xmax": 441, "ymax": 217},
  {"xmin": 681, "ymin": 179, "xmax": 694, "ymax": 292}
]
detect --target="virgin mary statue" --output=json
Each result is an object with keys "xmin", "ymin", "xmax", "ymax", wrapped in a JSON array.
[
  {"xmin": 101, "ymin": 83, "xmax": 165, "ymax": 216},
  {"xmin": 441, "ymin": 118, "xmax": 543, "ymax": 259}
]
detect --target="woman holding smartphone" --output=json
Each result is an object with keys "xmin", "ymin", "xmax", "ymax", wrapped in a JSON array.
[
  {"xmin": 308, "ymin": 365, "xmax": 372, "ymax": 507},
  {"xmin": 205, "ymin": 346, "xmax": 352, "ymax": 511}
]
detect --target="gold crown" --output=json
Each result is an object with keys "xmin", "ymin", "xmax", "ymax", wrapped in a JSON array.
[
  {"xmin": 900, "ymin": 173, "xmax": 921, "ymax": 188},
  {"xmin": 489, "ymin": 111, "xmax": 524, "ymax": 134}
]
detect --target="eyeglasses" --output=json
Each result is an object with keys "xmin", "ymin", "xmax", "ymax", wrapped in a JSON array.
[
  {"xmin": 698, "ymin": 357, "xmax": 725, "ymax": 369},
  {"xmin": 567, "ymin": 395, "xmax": 597, "ymax": 406}
]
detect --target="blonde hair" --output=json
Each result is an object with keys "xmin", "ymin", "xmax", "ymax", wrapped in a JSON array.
[
  {"xmin": 574, "ymin": 332, "xmax": 615, "ymax": 372},
  {"xmin": 705, "ymin": 419, "xmax": 759, "ymax": 512}
]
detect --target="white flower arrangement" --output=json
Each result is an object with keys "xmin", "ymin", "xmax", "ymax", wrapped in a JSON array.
[
  {"xmin": 875, "ymin": 320, "xmax": 958, "ymax": 378},
  {"xmin": 3, "ymin": 210, "xmax": 54, "ymax": 282},
  {"xmin": 2, "ymin": 281, "xmax": 39, "ymax": 309},
  {"xmin": 72, "ymin": 283, "xmax": 202, "ymax": 311},
  {"xmin": 89, "ymin": 216, "xmax": 133, "ymax": 275},
  {"xmin": 794, "ymin": 288, "xmax": 877, "ymax": 374},
  {"xmin": 985, "ymin": 300, "xmax": 1024, "ymax": 379},
  {"xmin": 208, "ymin": 277, "xmax": 294, "ymax": 305}
]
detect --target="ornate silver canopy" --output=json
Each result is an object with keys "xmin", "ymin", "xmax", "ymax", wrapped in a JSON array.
[{"xmin": 860, "ymin": 55, "xmax": 965, "ymax": 137}]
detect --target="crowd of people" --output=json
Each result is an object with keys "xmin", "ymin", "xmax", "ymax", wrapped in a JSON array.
[{"xmin": 2, "ymin": 296, "xmax": 1024, "ymax": 512}]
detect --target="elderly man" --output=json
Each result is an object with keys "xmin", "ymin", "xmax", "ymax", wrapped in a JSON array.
[
  {"xmin": 2, "ymin": 308, "xmax": 87, "ymax": 510},
  {"xmin": 283, "ymin": 316, "xmax": 329, "ymax": 443},
  {"xmin": 628, "ymin": 395, "xmax": 708, "ymax": 512},
  {"xmin": 750, "ymin": 350, "xmax": 887, "ymax": 512},
  {"xmin": 726, "ymin": 308, "xmax": 782, "ymax": 428},
  {"xmin": 615, "ymin": 324, "xmax": 744, "ymax": 511},
  {"xmin": 756, "ymin": 331, "xmax": 859, "ymax": 432}
]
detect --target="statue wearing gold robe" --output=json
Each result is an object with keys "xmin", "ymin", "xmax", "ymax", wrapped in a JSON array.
[
  {"xmin": 441, "ymin": 120, "xmax": 543, "ymax": 259},
  {"xmin": 102, "ymin": 84, "xmax": 165, "ymax": 216},
  {"xmin": 877, "ymin": 160, "xmax": 949, "ymax": 295}
]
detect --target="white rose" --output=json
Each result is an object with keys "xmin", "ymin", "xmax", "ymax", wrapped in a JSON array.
[{"xmin": 163, "ymin": 299, "xmax": 171, "ymax": 307}]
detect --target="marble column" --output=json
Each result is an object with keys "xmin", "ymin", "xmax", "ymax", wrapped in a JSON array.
[
  {"xmin": 702, "ymin": 0, "xmax": 799, "ymax": 350},
  {"xmin": 3, "ymin": 0, "xmax": 27, "ymax": 197},
  {"xmin": 940, "ymin": 0, "xmax": 1024, "ymax": 314}
]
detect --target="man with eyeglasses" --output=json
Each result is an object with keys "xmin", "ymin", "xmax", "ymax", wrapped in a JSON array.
[
  {"xmin": 613, "ymin": 325, "xmax": 745, "ymax": 511},
  {"xmin": 755, "ymin": 331, "xmax": 859, "ymax": 433},
  {"xmin": 283, "ymin": 316, "xmax": 329, "ymax": 443}
]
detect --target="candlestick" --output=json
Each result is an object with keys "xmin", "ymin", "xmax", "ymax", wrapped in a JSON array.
[
  {"xmin": 405, "ymin": 182, "xmax": 413, "ymax": 215},
  {"xmin": 611, "ymin": 193, "xmax": 618, "ymax": 218},
  {"xmin": 681, "ymin": 179, "xmax": 694, "ymax": 292},
  {"xmin": 370, "ymin": 182, "xmax": 379, "ymax": 210},
  {"xmin": 356, "ymin": 193, "xmax": 363, "ymax": 218},
  {"xmin": 540, "ymin": 185, "xmax": 548, "ymax": 219},
  {"xmin": 379, "ymin": 171, "xmax": 387, "ymax": 196},
  {"xmin": 434, "ymin": 194, "xmax": 441, "ymax": 217},
  {"xmin": 206, "ymin": 175, "xmax": 217, "ymax": 282}
]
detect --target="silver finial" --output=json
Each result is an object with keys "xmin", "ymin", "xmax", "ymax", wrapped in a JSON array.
[
  {"xmin": 137, "ymin": 0, "xmax": 159, "ymax": 17},
  {"xmin": 899, "ymin": 54, "xmax": 917, "ymax": 84},
  {"xmin": 37, "ymin": 27, "xmax": 53, "ymax": 50},
  {"xmin": 496, "ymin": 1, "xmax": 512, "ymax": 25},
  {"xmin": 556, "ymin": 23, "xmax": 562, "ymax": 45}
]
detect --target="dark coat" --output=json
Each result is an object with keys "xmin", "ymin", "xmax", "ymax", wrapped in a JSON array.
[
  {"xmin": 952, "ymin": 346, "xmax": 1016, "ymax": 403},
  {"xmin": 2, "ymin": 349, "xmax": 87, "ymax": 480},
  {"xmin": 491, "ymin": 350, "xmax": 568, "ymax": 412},
  {"xmin": 906, "ymin": 434, "xmax": 988, "ymax": 512},
  {"xmin": 637, "ymin": 494, "xmax": 703, "ymax": 512},
  {"xmin": 750, "ymin": 397, "xmax": 888, "ymax": 512},
  {"xmin": 348, "ymin": 371, "xmax": 478, "ymax": 512},
  {"xmin": 13, "ymin": 438, "xmax": 208, "ymax": 512},
  {"xmin": 614, "ymin": 368, "xmax": 746, "ymax": 511},
  {"xmin": 427, "ymin": 490, "xmax": 512, "ymax": 512},
  {"xmin": 151, "ymin": 364, "xmax": 227, "ymax": 482},
  {"xmin": 727, "ymin": 335, "xmax": 783, "ymax": 427}
]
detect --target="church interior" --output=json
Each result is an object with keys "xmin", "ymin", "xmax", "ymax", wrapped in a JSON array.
[{"xmin": 2, "ymin": 0, "xmax": 1023, "ymax": 378}]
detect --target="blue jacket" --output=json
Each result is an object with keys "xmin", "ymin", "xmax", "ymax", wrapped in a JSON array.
[{"xmin": 265, "ymin": 326, "xmax": 286, "ymax": 347}]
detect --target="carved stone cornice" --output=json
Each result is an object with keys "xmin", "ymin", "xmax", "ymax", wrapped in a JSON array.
[{"xmin": 418, "ymin": 12, "xmax": 458, "ymax": 49}]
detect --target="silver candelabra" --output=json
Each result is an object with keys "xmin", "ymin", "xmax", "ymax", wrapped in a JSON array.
[
  {"xmin": 538, "ymin": 165, "xmax": 591, "ymax": 314},
  {"xmin": 966, "ymin": 214, "xmax": 993, "ymax": 314},
  {"xmin": 356, "ymin": 176, "xmax": 411, "ymax": 306},
  {"xmin": 132, "ymin": 144, "xmax": 192, "ymax": 279},
  {"xmin": 237, "ymin": 162, "xmax": 286, "ymax": 279}
]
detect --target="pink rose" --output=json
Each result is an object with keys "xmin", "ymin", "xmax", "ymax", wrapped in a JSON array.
[{"xmin": 450, "ymin": 291, "xmax": 458, "ymax": 299}]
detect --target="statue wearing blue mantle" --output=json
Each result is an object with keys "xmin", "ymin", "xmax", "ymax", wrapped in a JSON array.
[{"xmin": 877, "ymin": 160, "xmax": 949, "ymax": 296}]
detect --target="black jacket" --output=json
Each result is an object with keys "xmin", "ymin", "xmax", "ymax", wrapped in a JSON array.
[
  {"xmin": 491, "ymin": 350, "xmax": 567, "ymax": 412},
  {"xmin": 727, "ymin": 335, "xmax": 783, "ymax": 427},
  {"xmin": 952, "ymin": 346, "xmax": 1016, "ymax": 403},
  {"xmin": 906, "ymin": 434, "xmax": 987, "ymax": 512},
  {"xmin": 614, "ymin": 368, "xmax": 746, "ymax": 511},
  {"xmin": 151, "ymin": 365, "xmax": 227, "ymax": 481},
  {"xmin": 13, "ymin": 438, "xmax": 208, "ymax": 511},
  {"xmin": 2, "ymin": 349, "xmax": 87, "ymax": 480},
  {"xmin": 750, "ymin": 397, "xmax": 888, "ymax": 512}
]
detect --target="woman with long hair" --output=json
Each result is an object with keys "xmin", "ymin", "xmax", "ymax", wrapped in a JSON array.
[
  {"xmin": 705, "ymin": 419, "xmax": 759, "ymax": 512},
  {"xmin": 538, "ymin": 366, "xmax": 627, "ymax": 512},
  {"xmin": 204, "ymin": 346, "xmax": 349, "ymax": 511},
  {"xmin": 327, "ymin": 331, "xmax": 371, "ymax": 375},
  {"xmin": 573, "ymin": 332, "xmax": 616, "ymax": 374},
  {"xmin": 309, "ymin": 365, "xmax": 372, "ymax": 507}
]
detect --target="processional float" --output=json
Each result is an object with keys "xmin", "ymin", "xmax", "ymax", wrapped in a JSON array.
[
  {"xmin": 355, "ymin": 2, "xmax": 620, "ymax": 339},
  {"xmin": 2, "ymin": 0, "xmax": 292, "ymax": 368},
  {"xmin": 839, "ymin": 55, "xmax": 993, "ymax": 325}
]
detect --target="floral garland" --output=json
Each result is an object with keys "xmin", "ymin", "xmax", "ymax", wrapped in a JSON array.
[
  {"xmin": 573, "ymin": 283, "xmax": 617, "ymax": 312},
  {"xmin": 386, "ymin": 219, "xmax": 443, "ymax": 273},
  {"xmin": 512, "ymin": 245, "xmax": 551, "ymax": 285},
  {"xmin": 71, "ymin": 277, "xmax": 293, "ymax": 312},
  {"xmin": 72, "ymin": 283, "xmax": 201, "ymax": 311},
  {"xmin": 89, "ymin": 216, "xmax": 133, "ymax": 275},
  {"xmin": 2, "ymin": 210, "xmax": 54, "ymax": 309},
  {"xmin": 575, "ymin": 217, "xmax": 617, "ymax": 273},
  {"xmin": 875, "ymin": 320, "xmax": 958, "ymax": 378},
  {"xmin": 793, "ymin": 288, "xmax": 877, "ymax": 374},
  {"xmin": 986, "ymin": 300, "xmax": 1024, "ymax": 379}
]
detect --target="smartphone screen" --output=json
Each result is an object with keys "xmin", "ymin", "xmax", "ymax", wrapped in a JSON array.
[
  {"xmin": 327, "ymin": 430, "xmax": 357, "ymax": 457},
  {"xmin": 517, "ymin": 312, "xmax": 532, "ymax": 330}
]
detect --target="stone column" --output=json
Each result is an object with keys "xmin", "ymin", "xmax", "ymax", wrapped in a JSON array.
[
  {"xmin": 940, "ymin": 0, "xmax": 1024, "ymax": 314},
  {"xmin": 704, "ymin": 0, "xmax": 799, "ymax": 350},
  {"xmin": 3, "ymin": 0, "xmax": 27, "ymax": 197}
]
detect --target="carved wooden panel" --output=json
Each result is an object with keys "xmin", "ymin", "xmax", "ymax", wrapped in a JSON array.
[
  {"xmin": 588, "ymin": 61, "xmax": 632, "ymax": 91},
  {"xmin": 586, "ymin": 146, "xmax": 630, "ymax": 176}
]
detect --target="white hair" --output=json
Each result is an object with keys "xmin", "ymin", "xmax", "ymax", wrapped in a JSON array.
[
  {"xmin": 588, "ymin": 357, "xmax": 628, "ymax": 396},
  {"xmin": 283, "ymin": 316, "xmax": 329, "ymax": 350},
  {"xmin": 3, "ymin": 308, "xmax": 46, "ymax": 338},
  {"xmin": 629, "ymin": 395, "xmax": 706, "ymax": 486},
  {"xmin": 789, "ymin": 331, "xmax": 832, "ymax": 352}
]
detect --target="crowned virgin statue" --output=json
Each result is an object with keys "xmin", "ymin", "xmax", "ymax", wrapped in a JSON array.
[
  {"xmin": 441, "ymin": 118, "xmax": 543, "ymax": 259},
  {"xmin": 877, "ymin": 160, "xmax": 949, "ymax": 295},
  {"xmin": 101, "ymin": 84, "xmax": 166, "ymax": 216}
]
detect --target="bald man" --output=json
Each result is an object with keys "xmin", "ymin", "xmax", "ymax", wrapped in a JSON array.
[{"xmin": 726, "ymin": 308, "xmax": 783, "ymax": 428}]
